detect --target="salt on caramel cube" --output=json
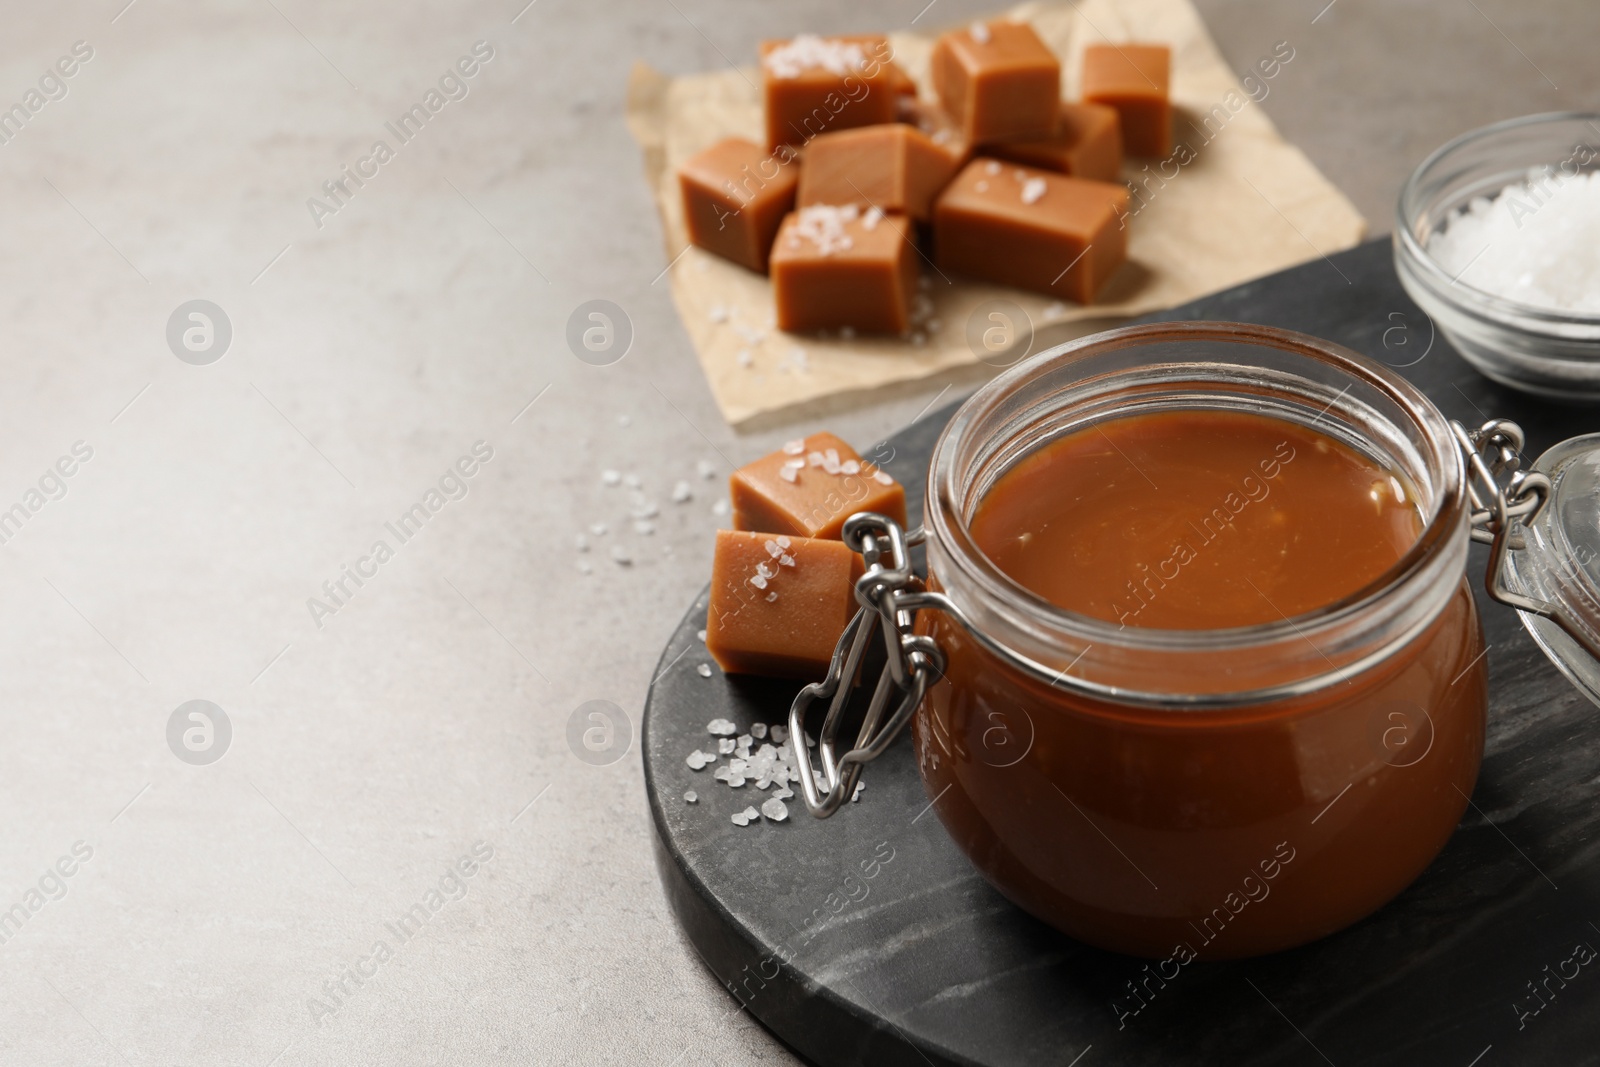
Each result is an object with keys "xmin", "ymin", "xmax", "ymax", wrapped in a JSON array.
[
  {"xmin": 705, "ymin": 530, "xmax": 864, "ymax": 679},
  {"xmin": 797, "ymin": 125, "xmax": 959, "ymax": 221},
  {"xmin": 761, "ymin": 34, "xmax": 899, "ymax": 151},
  {"xmin": 730, "ymin": 431, "xmax": 906, "ymax": 542},
  {"xmin": 931, "ymin": 21, "xmax": 1060, "ymax": 144},
  {"xmin": 1082, "ymin": 43, "xmax": 1171, "ymax": 157},
  {"xmin": 770, "ymin": 206, "xmax": 918, "ymax": 335},
  {"xmin": 985, "ymin": 102, "xmax": 1123, "ymax": 182},
  {"xmin": 678, "ymin": 137, "xmax": 799, "ymax": 273},
  {"xmin": 932, "ymin": 158, "xmax": 1129, "ymax": 304}
]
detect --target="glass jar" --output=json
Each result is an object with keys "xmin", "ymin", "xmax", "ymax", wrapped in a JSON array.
[
  {"xmin": 790, "ymin": 320, "xmax": 1600, "ymax": 961},
  {"xmin": 916, "ymin": 320, "xmax": 1484, "ymax": 959}
]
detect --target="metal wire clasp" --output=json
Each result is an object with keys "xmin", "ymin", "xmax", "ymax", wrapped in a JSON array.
[
  {"xmin": 1452, "ymin": 419, "xmax": 1600, "ymax": 661},
  {"xmin": 789, "ymin": 513, "xmax": 946, "ymax": 818}
]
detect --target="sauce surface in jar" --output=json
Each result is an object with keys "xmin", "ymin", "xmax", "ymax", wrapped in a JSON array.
[{"xmin": 970, "ymin": 409, "xmax": 1423, "ymax": 628}]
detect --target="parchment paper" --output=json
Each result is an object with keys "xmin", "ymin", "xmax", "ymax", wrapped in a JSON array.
[{"xmin": 627, "ymin": 0, "xmax": 1366, "ymax": 427}]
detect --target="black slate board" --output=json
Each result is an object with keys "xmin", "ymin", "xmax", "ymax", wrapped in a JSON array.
[{"xmin": 643, "ymin": 238, "xmax": 1600, "ymax": 1067}]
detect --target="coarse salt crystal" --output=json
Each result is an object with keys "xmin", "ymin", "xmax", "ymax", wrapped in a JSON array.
[
  {"xmin": 708, "ymin": 718, "xmax": 737, "ymax": 736},
  {"xmin": 749, "ymin": 573, "xmax": 768, "ymax": 589},
  {"xmin": 575, "ymin": 533, "xmax": 589, "ymax": 552},
  {"xmin": 783, "ymin": 438, "xmax": 807, "ymax": 455},
  {"xmin": 601, "ymin": 469, "xmax": 621, "ymax": 486},
  {"xmin": 863, "ymin": 206, "xmax": 884, "ymax": 230},
  {"xmin": 841, "ymin": 460, "xmax": 860, "ymax": 475},
  {"xmin": 696, "ymin": 663, "xmax": 713, "ymax": 678},
  {"xmin": 709, "ymin": 304, "xmax": 730, "ymax": 323},
  {"xmin": 751, "ymin": 723, "xmax": 768, "ymax": 739},
  {"xmin": 985, "ymin": 160, "xmax": 1001, "ymax": 176},
  {"xmin": 969, "ymin": 21, "xmax": 991, "ymax": 43},
  {"xmin": 762, "ymin": 34, "xmax": 869, "ymax": 79},
  {"xmin": 623, "ymin": 473, "xmax": 641, "ymax": 489},
  {"xmin": 697, "ymin": 629, "xmax": 707, "ymax": 642},
  {"xmin": 772, "ymin": 725, "xmax": 788, "ymax": 743},
  {"xmin": 776, "ymin": 536, "xmax": 791, "ymax": 548},
  {"xmin": 1427, "ymin": 169, "xmax": 1600, "ymax": 313},
  {"xmin": 779, "ymin": 466, "xmax": 799, "ymax": 483},
  {"xmin": 577, "ymin": 560, "xmax": 592, "ymax": 574},
  {"xmin": 737, "ymin": 349, "xmax": 753, "ymax": 368},
  {"xmin": 671, "ymin": 480, "xmax": 693, "ymax": 503},
  {"xmin": 762, "ymin": 798, "xmax": 790, "ymax": 822},
  {"xmin": 779, "ymin": 553, "xmax": 795, "ymax": 567},
  {"xmin": 633, "ymin": 519, "xmax": 655, "ymax": 536},
  {"xmin": 686, "ymin": 751, "xmax": 710, "ymax": 770},
  {"xmin": 731, "ymin": 811, "xmax": 750, "ymax": 826},
  {"xmin": 874, "ymin": 470, "xmax": 895, "ymax": 485},
  {"xmin": 765, "ymin": 591, "xmax": 778, "ymax": 602},
  {"xmin": 684, "ymin": 790, "xmax": 698, "ymax": 803},
  {"xmin": 610, "ymin": 545, "xmax": 633, "ymax": 565},
  {"xmin": 791, "ymin": 204, "xmax": 862, "ymax": 256},
  {"xmin": 1021, "ymin": 178, "xmax": 1047, "ymax": 205},
  {"xmin": 697, "ymin": 459, "xmax": 717, "ymax": 480},
  {"xmin": 712, "ymin": 500, "xmax": 729, "ymax": 516}
]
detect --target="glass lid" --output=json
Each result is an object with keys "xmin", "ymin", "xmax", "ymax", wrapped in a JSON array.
[{"xmin": 1505, "ymin": 433, "xmax": 1600, "ymax": 709}]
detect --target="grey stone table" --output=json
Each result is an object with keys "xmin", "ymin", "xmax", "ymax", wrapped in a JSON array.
[{"xmin": 0, "ymin": 2, "xmax": 1594, "ymax": 1065}]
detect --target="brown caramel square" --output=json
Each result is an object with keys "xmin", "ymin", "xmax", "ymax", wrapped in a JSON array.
[
  {"xmin": 678, "ymin": 137, "xmax": 799, "ymax": 273},
  {"xmin": 986, "ymin": 102, "xmax": 1123, "ymax": 181},
  {"xmin": 705, "ymin": 530, "xmax": 864, "ymax": 679},
  {"xmin": 770, "ymin": 207, "xmax": 919, "ymax": 334},
  {"xmin": 797, "ymin": 125, "xmax": 959, "ymax": 221},
  {"xmin": 730, "ymin": 431, "xmax": 906, "ymax": 542},
  {"xmin": 931, "ymin": 21, "xmax": 1060, "ymax": 144},
  {"xmin": 932, "ymin": 158, "xmax": 1128, "ymax": 303},
  {"xmin": 1082, "ymin": 43, "xmax": 1171, "ymax": 157},
  {"xmin": 761, "ymin": 35, "xmax": 899, "ymax": 150}
]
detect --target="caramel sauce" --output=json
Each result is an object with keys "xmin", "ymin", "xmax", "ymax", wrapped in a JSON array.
[{"xmin": 970, "ymin": 409, "xmax": 1423, "ymax": 628}]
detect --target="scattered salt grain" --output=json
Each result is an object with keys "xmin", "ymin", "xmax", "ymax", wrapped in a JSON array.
[
  {"xmin": 863, "ymin": 206, "xmax": 884, "ymax": 230},
  {"xmin": 684, "ymin": 790, "xmax": 698, "ymax": 803},
  {"xmin": 577, "ymin": 560, "xmax": 592, "ymax": 575},
  {"xmin": 623, "ymin": 473, "xmax": 642, "ymax": 489},
  {"xmin": 771, "ymin": 725, "xmax": 788, "ymax": 743},
  {"xmin": 1042, "ymin": 301, "xmax": 1068, "ymax": 318},
  {"xmin": 765, "ymin": 591, "xmax": 778, "ymax": 602},
  {"xmin": 731, "ymin": 810, "xmax": 750, "ymax": 826},
  {"xmin": 985, "ymin": 160, "xmax": 1001, "ymax": 176},
  {"xmin": 779, "ymin": 466, "xmax": 799, "ymax": 483},
  {"xmin": 697, "ymin": 629, "xmax": 707, "ymax": 642},
  {"xmin": 851, "ymin": 781, "xmax": 864, "ymax": 803},
  {"xmin": 969, "ymin": 21, "xmax": 991, "ymax": 43},
  {"xmin": 1021, "ymin": 177, "xmax": 1047, "ymax": 205},
  {"xmin": 610, "ymin": 545, "xmax": 633, "ymax": 565},
  {"xmin": 686, "ymin": 751, "xmax": 710, "ymax": 770},
  {"xmin": 575, "ymin": 533, "xmax": 589, "ymax": 552},
  {"xmin": 712, "ymin": 500, "xmax": 729, "ymax": 516},
  {"xmin": 633, "ymin": 520, "xmax": 655, "ymax": 535},
  {"xmin": 707, "ymin": 718, "xmax": 738, "ymax": 736},
  {"xmin": 671, "ymin": 480, "xmax": 693, "ymax": 503},
  {"xmin": 751, "ymin": 723, "xmax": 768, "ymax": 739},
  {"xmin": 697, "ymin": 459, "xmax": 717, "ymax": 480},
  {"xmin": 841, "ymin": 460, "xmax": 860, "ymax": 475},
  {"xmin": 697, "ymin": 663, "xmax": 713, "ymax": 678},
  {"xmin": 718, "ymin": 737, "xmax": 736, "ymax": 754},
  {"xmin": 783, "ymin": 438, "xmax": 807, "ymax": 455},
  {"xmin": 709, "ymin": 304, "xmax": 730, "ymax": 324},
  {"xmin": 736, "ymin": 349, "xmax": 753, "ymax": 368},
  {"xmin": 762, "ymin": 798, "xmax": 790, "ymax": 822},
  {"xmin": 601, "ymin": 470, "xmax": 621, "ymax": 486}
]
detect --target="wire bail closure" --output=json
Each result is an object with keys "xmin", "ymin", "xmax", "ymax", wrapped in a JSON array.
[
  {"xmin": 789, "ymin": 513, "xmax": 944, "ymax": 818},
  {"xmin": 1454, "ymin": 418, "xmax": 1600, "ymax": 662}
]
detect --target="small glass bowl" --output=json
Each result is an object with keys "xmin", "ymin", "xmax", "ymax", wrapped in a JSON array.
[{"xmin": 1394, "ymin": 111, "xmax": 1600, "ymax": 399}]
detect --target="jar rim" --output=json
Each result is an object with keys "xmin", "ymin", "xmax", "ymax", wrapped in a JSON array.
[{"xmin": 926, "ymin": 321, "xmax": 1469, "ymax": 664}]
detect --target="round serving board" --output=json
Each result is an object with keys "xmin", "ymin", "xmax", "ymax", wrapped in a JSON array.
[{"xmin": 642, "ymin": 239, "xmax": 1600, "ymax": 1066}]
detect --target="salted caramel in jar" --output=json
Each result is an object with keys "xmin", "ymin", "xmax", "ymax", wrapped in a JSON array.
[{"xmin": 913, "ymin": 322, "xmax": 1486, "ymax": 958}]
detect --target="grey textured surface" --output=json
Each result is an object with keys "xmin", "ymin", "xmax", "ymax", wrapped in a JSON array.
[{"xmin": 0, "ymin": 2, "xmax": 1593, "ymax": 1065}]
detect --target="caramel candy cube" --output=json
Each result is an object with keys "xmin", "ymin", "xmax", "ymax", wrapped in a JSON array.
[
  {"xmin": 706, "ymin": 530, "xmax": 864, "ymax": 679},
  {"xmin": 797, "ymin": 125, "xmax": 959, "ymax": 221},
  {"xmin": 931, "ymin": 21, "xmax": 1060, "ymax": 144},
  {"xmin": 986, "ymin": 102, "xmax": 1123, "ymax": 181},
  {"xmin": 1082, "ymin": 43, "xmax": 1171, "ymax": 157},
  {"xmin": 762, "ymin": 35, "xmax": 898, "ymax": 150},
  {"xmin": 887, "ymin": 60, "xmax": 917, "ymax": 97},
  {"xmin": 933, "ymin": 158, "xmax": 1128, "ymax": 304},
  {"xmin": 678, "ymin": 137, "xmax": 798, "ymax": 273},
  {"xmin": 770, "ymin": 206, "xmax": 918, "ymax": 334},
  {"xmin": 730, "ymin": 431, "xmax": 906, "ymax": 542}
]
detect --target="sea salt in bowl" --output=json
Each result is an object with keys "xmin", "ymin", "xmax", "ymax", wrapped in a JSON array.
[{"xmin": 1395, "ymin": 112, "xmax": 1600, "ymax": 398}]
